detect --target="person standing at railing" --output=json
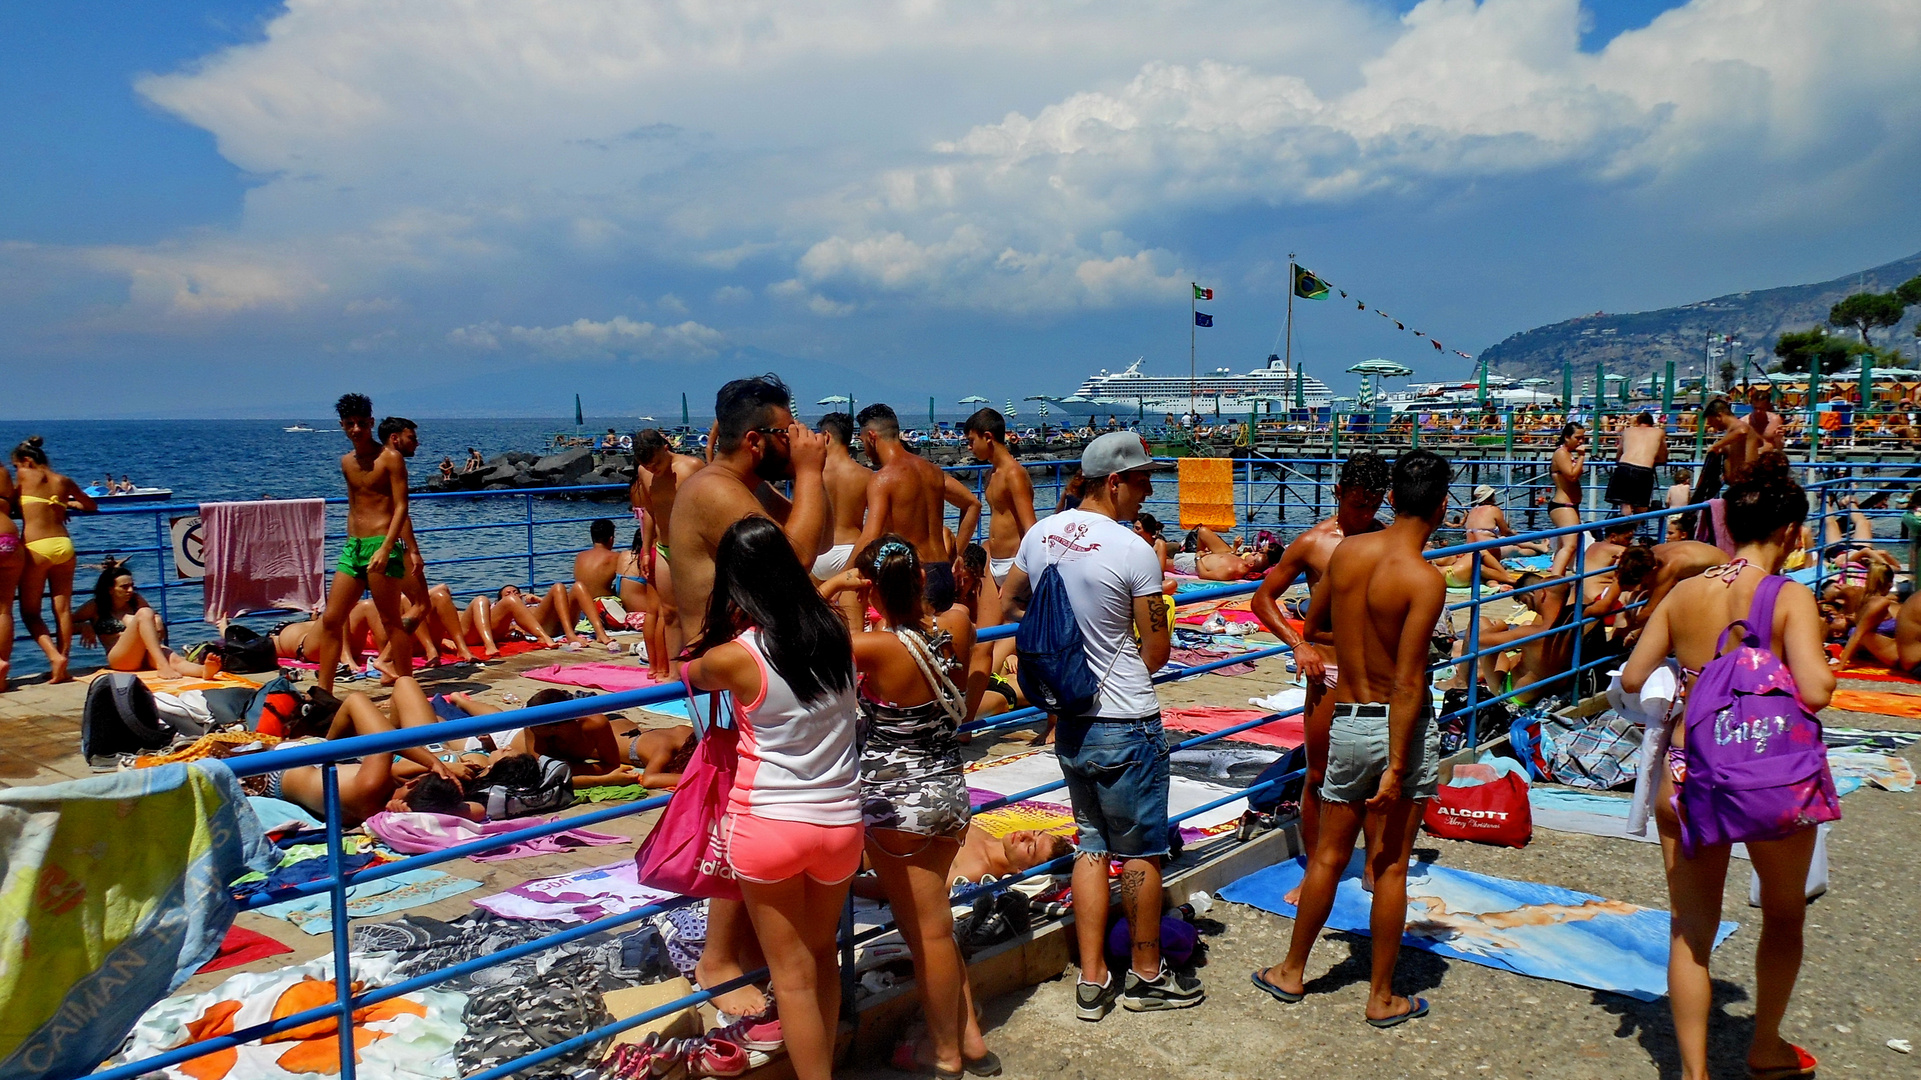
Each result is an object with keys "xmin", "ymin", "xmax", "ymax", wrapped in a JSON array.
[
  {"xmin": 308, "ymin": 395, "xmax": 413, "ymax": 694},
  {"xmin": 635, "ymin": 428, "xmax": 706, "ymax": 674},
  {"xmin": 1620, "ymin": 452, "xmax": 1835, "ymax": 1080},
  {"xmin": 812, "ymin": 413, "xmax": 871, "ymax": 631},
  {"xmin": 1000, "ymin": 432, "xmax": 1199, "ymax": 1018},
  {"xmin": 1606, "ymin": 412, "xmax": 1669, "ymax": 518},
  {"xmin": 1548, "ymin": 423, "xmax": 1586, "ymax": 579},
  {"xmin": 12, "ymin": 435, "xmax": 95, "ymax": 684},
  {"xmin": 964, "ymin": 407, "xmax": 1037, "ymax": 590},
  {"xmin": 669, "ymin": 374, "xmax": 830, "ymax": 1025},
  {"xmin": 1249, "ymin": 451, "xmax": 1390, "ymax": 904},
  {"xmin": 379, "ymin": 415, "xmax": 479, "ymax": 668},
  {"xmin": 569, "ymin": 517, "xmax": 626, "ymax": 651},
  {"xmin": 686, "ymin": 516, "xmax": 862, "ymax": 1080},
  {"xmin": 1252, "ymin": 449, "xmax": 1449, "ymax": 1029}
]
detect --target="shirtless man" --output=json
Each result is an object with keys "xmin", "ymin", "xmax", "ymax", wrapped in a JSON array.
[
  {"xmin": 1605, "ymin": 412, "xmax": 1668, "ymax": 516},
  {"xmin": 1249, "ymin": 451, "xmax": 1390, "ymax": 898},
  {"xmin": 667, "ymin": 374, "xmax": 829, "ymax": 1022},
  {"xmin": 1462, "ymin": 484, "xmax": 1547, "ymax": 558},
  {"xmin": 813, "ymin": 413, "xmax": 872, "ymax": 629},
  {"xmin": 854, "ymin": 403, "xmax": 980, "ymax": 613},
  {"xmin": 1253, "ymin": 449, "xmax": 1448, "ymax": 1027},
  {"xmin": 1548, "ymin": 423, "xmax": 1586, "ymax": 578},
  {"xmin": 378, "ymin": 416, "xmax": 478, "ymax": 667},
  {"xmin": 633, "ymin": 429, "xmax": 704, "ymax": 669},
  {"xmin": 1714, "ymin": 388, "xmax": 1785, "ymax": 484},
  {"xmin": 569, "ymin": 518, "xmax": 625, "ymax": 648},
  {"xmin": 1610, "ymin": 539, "xmax": 1729, "ymax": 636},
  {"xmin": 1170, "ymin": 526, "xmax": 1279, "ymax": 581},
  {"xmin": 308, "ymin": 394, "xmax": 412, "ymax": 693},
  {"xmin": 964, "ymin": 408, "xmax": 1038, "ymax": 589}
]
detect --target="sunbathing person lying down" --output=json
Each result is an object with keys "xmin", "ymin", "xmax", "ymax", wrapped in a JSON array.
[
  {"xmin": 851, "ymin": 825, "xmax": 1072, "ymax": 899},
  {"xmin": 1170, "ymin": 526, "xmax": 1281, "ymax": 581},
  {"xmin": 445, "ymin": 688, "xmax": 696, "ymax": 788}
]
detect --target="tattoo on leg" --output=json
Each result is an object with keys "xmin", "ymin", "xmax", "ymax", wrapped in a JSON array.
[{"xmin": 1119, "ymin": 868, "xmax": 1146, "ymax": 915}]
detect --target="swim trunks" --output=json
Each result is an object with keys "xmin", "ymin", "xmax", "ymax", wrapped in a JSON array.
[
  {"xmin": 25, "ymin": 536, "xmax": 74, "ymax": 567},
  {"xmin": 1170, "ymin": 551, "xmax": 1199, "ymax": 575},
  {"xmin": 812, "ymin": 543, "xmax": 855, "ymax": 580},
  {"xmin": 336, "ymin": 536, "xmax": 407, "ymax": 580},
  {"xmin": 988, "ymin": 555, "xmax": 1016, "ymax": 587},
  {"xmin": 1604, "ymin": 462, "xmax": 1657, "ymax": 508},
  {"xmin": 1319, "ymin": 701, "xmax": 1440, "ymax": 804},
  {"xmin": 923, "ymin": 561, "xmax": 957, "ymax": 612}
]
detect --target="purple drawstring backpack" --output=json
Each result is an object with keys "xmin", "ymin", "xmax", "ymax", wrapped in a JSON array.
[{"xmin": 1674, "ymin": 574, "xmax": 1840, "ymax": 857}]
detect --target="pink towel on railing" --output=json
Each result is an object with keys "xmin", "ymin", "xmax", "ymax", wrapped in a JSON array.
[
  {"xmin": 1694, "ymin": 498, "xmax": 1735, "ymax": 556},
  {"xmin": 523, "ymin": 663, "xmax": 665, "ymax": 692},
  {"xmin": 364, "ymin": 811, "xmax": 630, "ymax": 862},
  {"xmin": 199, "ymin": 499, "xmax": 327, "ymax": 622}
]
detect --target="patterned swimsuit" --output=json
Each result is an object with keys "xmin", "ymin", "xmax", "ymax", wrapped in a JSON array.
[{"xmin": 857, "ymin": 627, "xmax": 971, "ymax": 837}]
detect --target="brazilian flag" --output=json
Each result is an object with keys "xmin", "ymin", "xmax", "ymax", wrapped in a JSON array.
[{"xmin": 1293, "ymin": 264, "xmax": 1330, "ymax": 300}]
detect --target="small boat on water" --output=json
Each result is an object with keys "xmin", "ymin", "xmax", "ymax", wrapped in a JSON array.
[
  {"xmin": 284, "ymin": 423, "xmax": 317, "ymax": 432},
  {"xmin": 83, "ymin": 484, "xmax": 175, "ymax": 504}
]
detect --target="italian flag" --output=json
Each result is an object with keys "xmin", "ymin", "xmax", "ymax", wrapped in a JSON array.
[{"xmin": 1193, "ymin": 285, "xmax": 1213, "ymax": 300}]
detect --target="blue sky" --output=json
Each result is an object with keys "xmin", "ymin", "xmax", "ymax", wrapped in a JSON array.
[{"xmin": 2, "ymin": 0, "xmax": 1916, "ymax": 418}]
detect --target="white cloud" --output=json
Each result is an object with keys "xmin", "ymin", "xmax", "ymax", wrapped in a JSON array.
[{"xmin": 449, "ymin": 314, "xmax": 726, "ymax": 358}]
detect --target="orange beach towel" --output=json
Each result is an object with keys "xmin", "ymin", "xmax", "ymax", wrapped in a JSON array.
[{"xmin": 1178, "ymin": 457, "xmax": 1236, "ymax": 530}]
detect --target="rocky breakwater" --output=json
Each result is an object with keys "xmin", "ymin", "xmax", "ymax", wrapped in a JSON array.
[{"xmin": 420, "ymin": 449, "xmax": 636, "ymax": 497}]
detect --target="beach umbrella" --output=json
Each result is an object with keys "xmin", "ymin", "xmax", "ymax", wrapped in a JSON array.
[
  {"xmin": 681, "ymin": 392, "xmax": 689, "ymax": 428},
  {"xmin": 574, "ymin": 393, "xmax": 584, "ymax": 428},
  {"xmin": 817, "ymin": 394, "xmax": 851, "ymax": 405},
  {"xmin": 1347, "ymin": 358, "xmax": 1413, "ymax": 376},
  {"xmin": 958, "ymin": 395, "xmax": 988, "ymax": 405}
]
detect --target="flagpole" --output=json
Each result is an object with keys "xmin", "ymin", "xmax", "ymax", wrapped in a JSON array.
[
  {"xmin": 1190, "ymin": 282, "xmax": 1197, "ymax": 423},
  {"xmin": 1285, "ymin": 254, "xmax": 1299, "ymax": 415}
]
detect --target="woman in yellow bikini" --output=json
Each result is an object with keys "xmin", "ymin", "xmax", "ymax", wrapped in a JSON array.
[
  {"xmin": 13, "ymin": 436, "xmax": 95, "ymax": 683},
  {"xmin": 0, "ymin": 460, "xmax": 21, "ymax": 691}
]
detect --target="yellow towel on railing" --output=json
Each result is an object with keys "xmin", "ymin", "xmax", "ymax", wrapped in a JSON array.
[{"xmin": 1178, "ymin": 457, "xmax": 1236, "ymax": 530}]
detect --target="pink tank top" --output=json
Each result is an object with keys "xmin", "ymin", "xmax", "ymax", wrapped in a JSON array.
[{"xmin": 726, "ymin": 628, "xmax": 862, "ymax": 826}]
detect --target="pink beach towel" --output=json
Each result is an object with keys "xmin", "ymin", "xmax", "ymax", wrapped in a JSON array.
[
  {"xmin": 200, "ymin": 499, "xmax": 327, "ymax": 622},
  {"xmin": 365, "ymin": 811, "xmax": 630, "ymax": 862},
  {"xmin": 524, "ymin": 663, "xmax": 666, "ymax": 692},
  {"xmin": 1161, "ymin": 705, "xmax": 1304, "ymax": 749},
  {"xmin": 1694, "ymin": 498, "xmax": 1735, "ymax": 557}
]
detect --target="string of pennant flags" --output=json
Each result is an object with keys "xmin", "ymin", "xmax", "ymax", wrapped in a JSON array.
[{"xmin": 1188, "ymin": 268, "xmax": 1474, "ymax": 360}]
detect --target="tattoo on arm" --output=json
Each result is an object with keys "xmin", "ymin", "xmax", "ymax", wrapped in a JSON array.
[{"xmin": 1148, "ymin": 597, "xmax": 1168, "ymax": 634}]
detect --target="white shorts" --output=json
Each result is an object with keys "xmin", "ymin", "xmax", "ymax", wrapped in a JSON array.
[
  {"xmin": 989, "ymin": 555, "xmax": 1017, "ymax": 587},
  {"xmin": 813, "ymin": 543, "xmax": 855, "ymax": 580},
  {"xmin": 1171, "ymin": 551, "xmax": 1199, "ymax": 576}
]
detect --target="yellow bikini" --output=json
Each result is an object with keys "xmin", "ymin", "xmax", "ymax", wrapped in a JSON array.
[{"xmin": 18, "ymin": 495, "xmax": 75, "ymax": 566}]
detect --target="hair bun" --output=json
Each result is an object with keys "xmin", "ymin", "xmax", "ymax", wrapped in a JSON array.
[
  {"xmin": 25, "ymin": 435, "xmax": 42, "ymax": 448},
  {"xmin": 1744, "ymin": 451, "xmax": 1793, "ymax": 489}
]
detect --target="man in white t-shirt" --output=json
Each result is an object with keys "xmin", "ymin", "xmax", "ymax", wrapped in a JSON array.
[{"xmin": 1001, "ymin": 431, "xmax": 1200, "ymax": 1018}]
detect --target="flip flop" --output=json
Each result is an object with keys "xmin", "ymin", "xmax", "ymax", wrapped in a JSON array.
[
  {"xmin": 1365, "ymin": 997, "xmax": 1430, "ymax": 1029},
  {"xmin": 1250, "ymin": 969, "xmax": 1304, "ymax": 1004},
  {"xmin": 1748, "ymin": 1043, "xmax": 1818, "ymax": 1079}
]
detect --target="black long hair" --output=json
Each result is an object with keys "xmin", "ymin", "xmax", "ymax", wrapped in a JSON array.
[
  {"xmin": 857, "ymin": 533, "xmax": 925, "ymax": 631},
  {"xmin": 92, "ymin": 559, "xmax": 134, "ymax": 619},
  {"xmin": 1724, "ymin": 452, "xmax": 1808, "ymax": 544},
  {"xmin": 694, "ymin": 516, "xmax": 852, "ymax": 705}
]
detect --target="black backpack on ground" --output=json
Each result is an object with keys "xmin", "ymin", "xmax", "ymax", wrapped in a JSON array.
[
  {"xmin": 218, "ymin": 624, "xmax": 281, "ymax": 674},
  {"xmin": 81, "ymin": 672, "xmax": 175, "ymax": 763},
  {"xmin": 483, "ymin": 757, "xmax": 575, "ymax": 819}
]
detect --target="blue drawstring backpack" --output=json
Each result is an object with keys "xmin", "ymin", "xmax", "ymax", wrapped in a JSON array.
[{"xmin": 1015, "ymin": 560, "xmax": 1102, "ymax": 717}]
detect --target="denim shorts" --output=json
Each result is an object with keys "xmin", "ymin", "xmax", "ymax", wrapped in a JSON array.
[
  {"xmin": 1319, "ymin": 702, "xmax": 1440, "ymax": 804},
  {"xmin": 1054, "ymin": 714, "xmax": 1170, "ymax": 859}
]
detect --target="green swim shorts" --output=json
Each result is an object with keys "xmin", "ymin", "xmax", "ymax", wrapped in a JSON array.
[{"xmin": 337, "ymin": 535, "xmax": 407, "ymax": 580}]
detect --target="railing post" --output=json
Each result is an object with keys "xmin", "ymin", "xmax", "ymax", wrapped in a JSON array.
[
  {"xmin": 153, "ymin": 510, "xmax": 171, "ymax": 628},
  {"xmin": 323, "ymin": 763, "xmax": 359, "ymax": 1080},
  {"xmin": 1466, "ymin": 548, "xmax": 1482, "ymax": 748},
  {"xmin": 1242, "ymin": 457, "xmax": 1252, "ymax": 530},
  {"xmin": 839, "ymin": 894, "xmax": 858, "ymax": 1021},
  {"xmin": 524, "ymin": 492, "xmax": 537, "ymax": 589},
  {"xmin": 1570, "ymin": 528, "xmax": 1586, "ymax": 699}
]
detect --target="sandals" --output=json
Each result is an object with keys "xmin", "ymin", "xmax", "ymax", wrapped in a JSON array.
[
  {"xmin": 1748, "ymin": 1043, "xmax": 1818, "ymax": 1079},
  {"xmin": 601, "ymin": 1032, "xmax": 748, "ymax": 1080},
  {"xmin": 1365, "ymin": 996, "xmax": 1430, "ymax": 1029},
  {"xmin": 891, "ymin": 1038, "xmax": 1004, "ymax": 1078},
  {"xmin": 1250, "ymin": 968, "xmax": 1304, "ymax": 1004}
]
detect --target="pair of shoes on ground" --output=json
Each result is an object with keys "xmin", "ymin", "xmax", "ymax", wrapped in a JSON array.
[
  {"xmin": 599, "ymin": 1030, "xmax": 751, "ymax": 1079},
  {"xmin": 1076, "ymin": 964, "xmax": 1204, "ymax": 1021},
  {"xmin": 709, "ymin": 1011, "xmax": 784, "ymax": 1069}
]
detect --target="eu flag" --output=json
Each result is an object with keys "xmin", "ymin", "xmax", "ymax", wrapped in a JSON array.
[{"xmin": 1194, "ymin": 312, "xmax": 1214, "ymax": 327}]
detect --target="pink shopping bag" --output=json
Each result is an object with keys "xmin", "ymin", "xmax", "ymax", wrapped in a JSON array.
[{"xmin": 632, "ymin": 679, "xmax": 741, "ymax": 900}]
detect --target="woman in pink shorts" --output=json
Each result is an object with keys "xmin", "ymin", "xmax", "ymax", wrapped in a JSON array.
[{"xmin": 686, "ymin": 516, "xmax": 862, "ymax": 1080}]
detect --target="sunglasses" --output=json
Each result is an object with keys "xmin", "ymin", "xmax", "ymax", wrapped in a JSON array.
[{"xmin": 753, "ymin": 427, "xmax": 791, "ymax": 441}]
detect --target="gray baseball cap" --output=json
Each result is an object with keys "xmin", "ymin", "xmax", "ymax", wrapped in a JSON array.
[{"xmin": 1080, "ymin": 431, "xmax": 1174, "ymax": 478}]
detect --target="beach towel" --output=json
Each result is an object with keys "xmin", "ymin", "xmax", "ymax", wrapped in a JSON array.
[
  {"xmin": 112, "ymin": 953, "xmax": 466, "ymax": 1080},
  {"xmin": 967, "ymin": 793, "xmax": 1080, "ymax": 839},
  {"xmin": 87, "ymin": 667, "xmax": 263, "ymax": 696},
  {"xmin": 252, "ymin": 868, "xmax": 482, "ymax": 935},
  {"xmin": 523, "ymin": 662, "xmax": 667, "ymax": 693},
  {"xmin": 0, "ymin": 760, "xmax": 276, "ymax": 1080},
  {"xmin": 279, "ymin": 637, "xmax": 545, "ymax": 673},
  {"xmin": 1177, "ymin": 457, "xmax": 1236, "ymax": 530},
  {"xmin": 1161, "ymin": 705, "xmax": 1304, "ymax": 749},
  {"xmin": 197, "ymin": 925, "xmax": 295, "ymax": 974},
  {"xmin": 1219, "ymin": 851, "xmax": 1737, "ymax": 1001},
  {"xmin": 964, "ymin": 748, "xmax": 1247, "ymax": 838},
  {"xmin": 472, "ymin": 859, "xmax": 676, "ymax": 923},
  {"xmin": 1824, "ymin": 726, "xmax": 1921, "ymax": 753},
  {"xmin": 199, "ymin": 499, "xmax": 328, "ymax": 623},
  {"xmin": 365, "ymin": 811, "xmax": 630, "ymax": 862},
  {"xmin": 1828, "ymin": 688, "xmax": 1921, "ymax": 720},
  {"xmin": 1694, "ymin": 498, "xmax": 1735, "ymax": 556}
]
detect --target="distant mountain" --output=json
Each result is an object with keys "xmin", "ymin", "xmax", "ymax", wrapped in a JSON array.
[{"xmin": 1478, "ymin": 250, "xmax": 1921, "ymax": 383}]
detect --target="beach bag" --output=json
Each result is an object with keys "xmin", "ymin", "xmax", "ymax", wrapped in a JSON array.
[
  {"xmin": 218, "ymin": 624, "xmax": 281, "ymax": 674},
  {"xmin": 632, "ymin": 680, "xmax": 741, "ymax": 901},
  {"xmin": 1424, "ymin": 772, "xmax": 1533, "ymax": 848},
  {"xmin": 81, "ymin": 672, "xmax": 173, "ymax": 761},
  {"xmin": 484, "ymin": 756, "xmax": 575, "ymax": 819},
  {"xmin": 1015, "ymin": 560, "xmax": 1102, "ymax": 717},
  {"xmin": 1674, "ymin": 575, "xmax": 1840, "ymax": 857}
]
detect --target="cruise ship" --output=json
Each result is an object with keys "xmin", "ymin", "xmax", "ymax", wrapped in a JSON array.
[{"xmin": 1039, "ymin": 355, "xmax": 1332, "ymax": 416}]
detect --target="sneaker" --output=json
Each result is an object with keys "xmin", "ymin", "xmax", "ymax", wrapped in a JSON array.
[
  {"xmin": 1075, "ymin": 973, "xmax": 1121, "ymax": 1022},
  {"xmin": 1120, "ymin": 965, "xmax": 1205, "ymax": 1012},
  {"xmin": 711, "ymin": 1013, "xmax": 783, "ymax": 1054}
]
